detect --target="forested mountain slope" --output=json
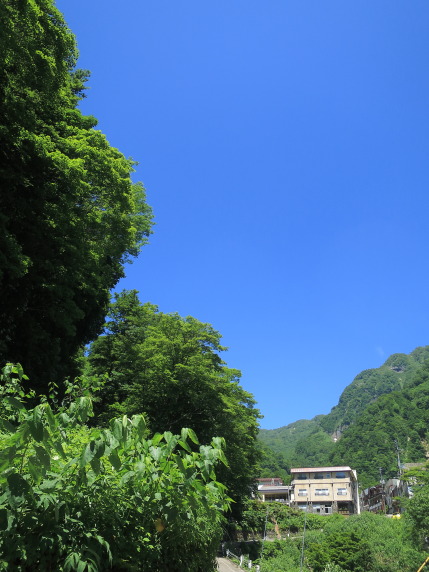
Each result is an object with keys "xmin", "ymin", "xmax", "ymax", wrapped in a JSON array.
[
  {"xmin": 259, "ymin": 346, "xmax": 429, "ymax": 482},
  {"xmin": 320, "ymin": 346, "xmax": 429, "ymax": 434},
  {"xmin": 259, "ymin": 418, "xmax": 321, "ymax": 461},
  {"xmin": 330, "ymin": 362, "xmax": 429, "ymax": 487}
]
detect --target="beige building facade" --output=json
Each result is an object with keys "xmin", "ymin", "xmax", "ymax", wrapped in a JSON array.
[{"xmin": 290, "ymin": 466, "xmax": 360, "ymax": 515}]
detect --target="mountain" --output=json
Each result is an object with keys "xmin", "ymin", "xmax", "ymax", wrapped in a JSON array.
[
  {"xmin": 319, "ymin": 346, "xmax": 429, "ymax": 435},
  {"xmin": 330, "ymin": 363, "xmax": 429, "ymax": 487},
  {"xmin": 259, "ymin": 418, "xmax": 321, "ymax": 461},
  {"xmin": 258, "ymin": 346, "xmax": 429, "ymax": 485}
]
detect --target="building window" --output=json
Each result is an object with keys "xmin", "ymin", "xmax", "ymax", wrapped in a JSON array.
[
  {"xmin": 298, "ymin": 474, "xmax": 307, "ymax": 480},
  {"xmin": 337, "ymin": 488, "xmax": 347, "ymax": 496},
  {"xmin": 314, "ymin": 473, "xmax": 325, "ymax": 479},
  {"xmin": 335, "ymin": 472, "xmax": 346, "ymax": 478},
  {"xmin": 315, "ymin": 489, "xmax": 329, "ymax": 496},
  {"xmin": 298, "ymin": 489, "xmax": 308, "ymax": 496}
]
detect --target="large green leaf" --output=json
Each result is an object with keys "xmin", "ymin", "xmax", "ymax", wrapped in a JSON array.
[
  {"xmin": 80, "ymin": 440, "xmax": 98, "ymax": 468},
  {"xmin": 108, "ymin": 449, "xmax": 121, "ymax": 471},
  {"xmin": 6, "ymin": 473, "xmax": 30, "ymax": 503},
  {"xmin": 34, "ymin": 445, "xmax": 51, "ymax": 470},
  {"xmin": 3, "ymin": 396, "xmax": 25, "ymax": 411},
  {"xmin": 28, "ymin": 408, "xmax": 44, "ymax": 442},
  {"xmin": 0, "ymin": 508, "xmax": 8, "ymax": 531}
]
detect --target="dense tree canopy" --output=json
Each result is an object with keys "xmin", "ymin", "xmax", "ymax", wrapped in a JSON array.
[
  {"xmin": 87, "ymin": 290, "xmax": 262, "ymax": 516},
  {"xmin": 0, "ymin": 0, "xmax": 153, "ymax": 392},
  {"xmin": 237, "ymin": 503, "xmax": 426, "ymax": 572}
]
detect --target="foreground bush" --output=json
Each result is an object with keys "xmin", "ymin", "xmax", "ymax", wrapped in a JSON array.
[{"xmin": 0, "ymin": 365, "xmax": 229, "ymax": 571}]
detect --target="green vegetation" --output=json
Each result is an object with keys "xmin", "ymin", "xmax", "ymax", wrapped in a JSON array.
[
  {"xmin": 86, "ymin": 290, "xmax": 262, "ymax": 517},
  {"xmin": 235, "ymin": 502, "xmax": 426, "ymax": 572},
  {"xmin": 3, "ymin": 1, "xmax": 429, "ymax": 569},
  {"xmin": 259, "ymin": 418, "xmax": 321, "ymax": 463},
  {"xmin": 0, "ymin": 365, "xmax": 229, "ymax": 570},
  {"xmin": 330, "ymin": 362, "xmax": 429, "ymax": 487},
  {"xmin": 0, "ymin": 0, "xmax": 153, "ymax": 393},
  {"xmin": 320, "ymin": 347, "xmax": 429, "ymax": 435},
  {"xmin": 257, "ymin": 443, "xmax": 290, "ymax": 483},
  {"xmin": 0, "ymin": 1, "xmax": 259, "ymax": 568}
]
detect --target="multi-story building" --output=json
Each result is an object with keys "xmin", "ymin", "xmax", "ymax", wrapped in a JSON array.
[{"xmin": 290, "ymin": 466, "xmax": 360, "ymax": 515}]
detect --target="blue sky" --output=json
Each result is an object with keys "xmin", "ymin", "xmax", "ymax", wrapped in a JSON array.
[{"xmin": 57, "ymin": 0, "xmax": 429, "ymax": 429}]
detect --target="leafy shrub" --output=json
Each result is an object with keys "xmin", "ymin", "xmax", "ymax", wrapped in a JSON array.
[
  {"xmin": 0, "ymin": 364, "xmax": 229, "ymax": 571},
  {"xmin": 304, "ymin": 512, "xmax": 425, "ymax": 572},
  {"xmin": 258, "ymin": 538, "xmax": 301, "ymax": 571}
]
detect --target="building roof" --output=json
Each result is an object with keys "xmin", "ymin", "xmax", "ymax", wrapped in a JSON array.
[
  {"xmin": 290, "ymin": 467, "xmax": 352, "ymax": 473},
  {"xmin": 258, "ymin": 484, "xmax": 291, "ymax": 492}
]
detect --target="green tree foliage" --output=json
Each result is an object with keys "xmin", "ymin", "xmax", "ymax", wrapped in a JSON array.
[
  {"xmin": 87, "ymin": 290, "xmax": 261, "ymax": 517},
  {"xmin": 290, "ymin": 428, "xmax": 335, "ymax": 468},
  {"xmin": 400, "ymin": 463, "xmax": 429, "ymax": 546},
  {"xmin": 0, "ymin": 364, "xmax": 229, "ymax": 571},
  {"xmin": 258, "ymin": 418, "xmax": 321, "ymax": 463},
  {"xmin": 0, "ymin": 1, "xmax": 153, "ymax": 392},
  {"xmin": 257, "ymin": 443, "xmax": 290, "ymax": 483},
  {"xmin": 259, "ymin": 538, "xmax": 302, "ymax": 571},
  {"xmin": 239, "ymin": 499, "xmax": 325, "ymax": 537},
  {"xmin": 405, "ymin": 484, "xmax": 429, "ymax": 547},
  {"xmin": 306, "ymin": 512, "xmax": 424, "ymax": 572}
]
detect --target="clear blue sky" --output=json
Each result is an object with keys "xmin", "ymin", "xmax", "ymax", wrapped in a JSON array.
[{"xmin": 57, "ymin": 0, "xmax": 429, "ymax": 429}]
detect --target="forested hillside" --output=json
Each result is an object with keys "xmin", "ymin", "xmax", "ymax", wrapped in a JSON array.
[
  {"xmin": 259, "ymin": 347, "xmax": 429, "ymax": 486},
  {"xmin": 320, "ymin": 346, "xmax": 429, "ymax": 434},
  {"xmin": 330, "ymin": 362, "xmax": 429, "ymax": 487}
]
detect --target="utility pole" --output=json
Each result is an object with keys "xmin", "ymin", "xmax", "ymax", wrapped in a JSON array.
[
  {"xmin": 394, "ymin": 439, "xmax": 403, "ymax": 477},
  {"xmin": 300, "ymin": 497, "xmax": 308, "ymax": 572},
  {"xmin": 379, "ymin": 468, "xmax": 386, "ymax": 512}
]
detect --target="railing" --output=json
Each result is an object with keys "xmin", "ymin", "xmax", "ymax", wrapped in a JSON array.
[{"xmin": 225, "ymin": 549, "xmax": 260, "ymax": 570}]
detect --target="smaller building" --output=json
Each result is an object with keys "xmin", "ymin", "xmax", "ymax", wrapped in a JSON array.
[
  {"xmin": 360, "ymin": 484, "xmax": 385, "ymax": 513},
  {"xmin": 257, "ymin": 478, "xmax": 292, "ymax": 503},
  {"xmin": 361, "ymin": 477, "xmax": 413, "ymax": 514}
]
